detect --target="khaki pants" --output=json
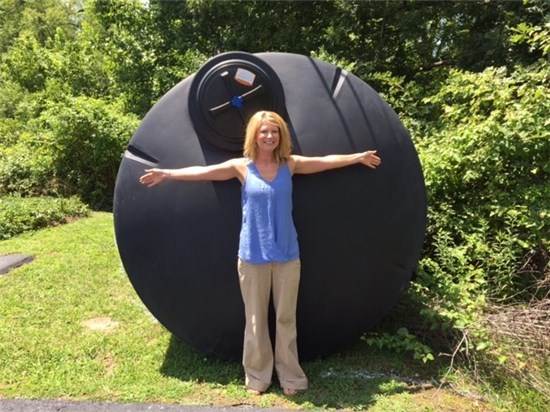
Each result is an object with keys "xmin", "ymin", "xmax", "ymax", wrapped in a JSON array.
[{"xmin": 237, "ymin": 258, "xmax": 308, "ymax": 392}]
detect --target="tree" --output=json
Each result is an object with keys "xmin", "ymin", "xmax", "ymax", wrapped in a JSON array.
[{"xmin": 0, "ymin": 0, "xmax": 78, "ymax": 53}]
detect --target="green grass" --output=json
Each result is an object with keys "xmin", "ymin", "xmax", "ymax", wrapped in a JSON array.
[{"xmin": 0, "ymin": 213, "xmax": 499, "ymax": 410}]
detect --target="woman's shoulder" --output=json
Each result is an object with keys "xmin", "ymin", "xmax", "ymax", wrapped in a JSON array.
[
  {"xmin": 286, "ymin": 155, "xmax": 298, "ymax": 174},
  {"xmin": 222, "ymin": 157, "xmax": 247, "ymax": 183},
  {"xmin": 224, "ymin": 157, "xmax": 247, "ymax": 167},
  {"xmin": 229, "ymin": 157, "xmax": 247, "ymax": 163}
]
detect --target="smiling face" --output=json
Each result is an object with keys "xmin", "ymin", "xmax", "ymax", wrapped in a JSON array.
[
  {"xmin": 256, "ymin": 121, "xmax": 280, "ymax": 153},
  {"xmin": 243, "ymin": 111, "xmax": 292, "ymax": 163}
]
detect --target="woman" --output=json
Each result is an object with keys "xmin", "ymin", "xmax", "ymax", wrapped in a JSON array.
[{"xmin": 140, "ymin": 111, "xmax": 381, "ymax": 396}]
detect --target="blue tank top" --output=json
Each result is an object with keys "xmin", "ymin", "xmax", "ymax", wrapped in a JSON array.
[{"xmin": 238, "ymin": 161, "xmax": 299, "ymax": 264}]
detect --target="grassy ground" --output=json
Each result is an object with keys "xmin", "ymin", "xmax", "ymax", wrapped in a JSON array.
[{"xmin": 0, "ymin": 212, "xmax": 500, "ymax": 411}]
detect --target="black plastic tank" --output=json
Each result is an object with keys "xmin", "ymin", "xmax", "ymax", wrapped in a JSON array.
[{"xmin": 113, "ymin": 52, "xmax": 426, "ymax": 361}]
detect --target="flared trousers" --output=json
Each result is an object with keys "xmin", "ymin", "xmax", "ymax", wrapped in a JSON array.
[{"xmin": 237, "ymin": 258, "xmax": 308, "ymax": 392}]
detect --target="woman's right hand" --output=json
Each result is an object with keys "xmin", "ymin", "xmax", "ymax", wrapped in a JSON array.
[{"xmin": 139, "ymin": 168, "xmax": 169, "ymax": 187}]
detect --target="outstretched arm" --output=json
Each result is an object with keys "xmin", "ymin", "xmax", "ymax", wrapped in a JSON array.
[
  {"xmin": 139, "ymin": 158, "xmax": 246, "ymax": 187},
  {"xmin": 290, "ymin": 151, "xmax": 381, "ymax": 175}
]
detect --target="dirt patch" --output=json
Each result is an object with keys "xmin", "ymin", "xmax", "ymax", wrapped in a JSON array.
[
  {"xmin": 83, "ymin": 316, "xmax": 119, "ymax": 332},
  {"xmin": 101, "ymin": 354, "xmax": 117, "ymax": 377}
]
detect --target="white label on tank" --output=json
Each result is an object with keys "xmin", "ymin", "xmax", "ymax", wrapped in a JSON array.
[{"xmin": 235, "ymin": 68, "xmax": 256, "ymax": 86}]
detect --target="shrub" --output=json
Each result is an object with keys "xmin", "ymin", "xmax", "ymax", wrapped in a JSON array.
[
  {"xmin": 364, "ymin": 59, "xmax": 549, "ymax": 406},
  {"xmin": 39, "ymin": 96, "xmax": 140, "ymax": 210},
  {"xmin": 417, "ymin": 61, "xmax": 549, "ymax": 302},
  {"xmin": 0, "ymin": 129, "xmax": 57, "ymax": 196},
  {"xmin": 0, "ymin": 195, "xmax": 89, "ymax": 239},
  {"xmin": 405, "ymin": 60, "xmax": 549, "ymax": 405},
  {"xmin": 0, "ymin": 95, "xmax": 140, "ymax": 210}
]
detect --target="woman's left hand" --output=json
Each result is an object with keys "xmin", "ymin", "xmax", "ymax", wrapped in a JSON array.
[{"xmin": 361, "ymin": 151, "xmax": 382, "ymax": 169}]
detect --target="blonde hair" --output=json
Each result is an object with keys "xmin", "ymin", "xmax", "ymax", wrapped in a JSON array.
[{"xmin": 243, "ymin": 111, "xmax": 292, "ymax": 163}]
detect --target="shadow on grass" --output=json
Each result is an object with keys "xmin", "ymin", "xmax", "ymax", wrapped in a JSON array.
[
  {"xmin": 160, "ymin": 334, "xmax": 440, "ymax": 410},
  {"xmin": 160, "ymin": 335, "xmax": 243, "ymax": 385}
]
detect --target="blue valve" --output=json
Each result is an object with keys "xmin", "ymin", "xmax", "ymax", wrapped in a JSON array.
[{"xmin": 231, "ymin": 95, "xmax": 244, "ymax": 108}]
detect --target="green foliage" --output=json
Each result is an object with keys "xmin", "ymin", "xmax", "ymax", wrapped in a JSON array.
[
  {"xmin": 363, "ymin": 328, "xmax": 435, "ymax": 364},
  {"xmin": 0, "ymin": 195, "xmax": 89, "ymax": 239},
  {"xmin": 361, "ymin": 47, "xmax": 549, "ymax": 412},
  {"xmin": 418, "ymin": 62, "xmax": 549, "ymax": 287},
  {"xmin": 510, "ymin": 21, "xmax": 550, "ymax": 58},
  {"xmin": 85, "ymin": 0, "xmax": 548, "ymax": 108},
  {"xmin": 1, "ymin": 33, "xmax": 48, "ymax": 92},
  {"xmin": 86, "ymin": 0, "xmax": 161, "ymax": 115},
  {"xmin": 485, "ymin": 364, "xmax": 550, "ymax": 412},
  {"xmin": 43, "ymin": 26, "xmax": 113, "ymax": 98},
  {"xmin": 0, "ymin": 94, "xmax": 139, "ymax": 210},
  {"xmin": 0, "ymin": 131, "xmax": 56, "ymax": 196},
  {"xmin": 39, "ymin": 96, "xmax": 140, "ymax": 210},
  {"xmin": 394, "ymin": 58, "xmax": 550, "ymax": 408},
  {"xmin": 0, "ymin": 0, "xmax": 78, "ymax": 53}
]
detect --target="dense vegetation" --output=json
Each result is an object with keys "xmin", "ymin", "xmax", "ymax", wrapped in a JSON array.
[
  {"xmin": 0, "ymin": 195, "xmax": 89, "ymax": 239},
  {"xmin": 0, "ymin": 0, "xmax": 548, "ymax": 409}
]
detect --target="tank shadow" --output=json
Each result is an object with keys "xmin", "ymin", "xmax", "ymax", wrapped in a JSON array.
[
  {"xmin": 160, "ymin": 334, "xmax": 242, "ymax": 385},
  {"xmin": 160, "ymin": 334, "xmax": 438, "ymax": 410}
]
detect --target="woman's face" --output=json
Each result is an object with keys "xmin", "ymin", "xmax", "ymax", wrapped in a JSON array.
[{"xmin": 256, "ymin": 121, "xmax": 280, "ymax": 153}]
